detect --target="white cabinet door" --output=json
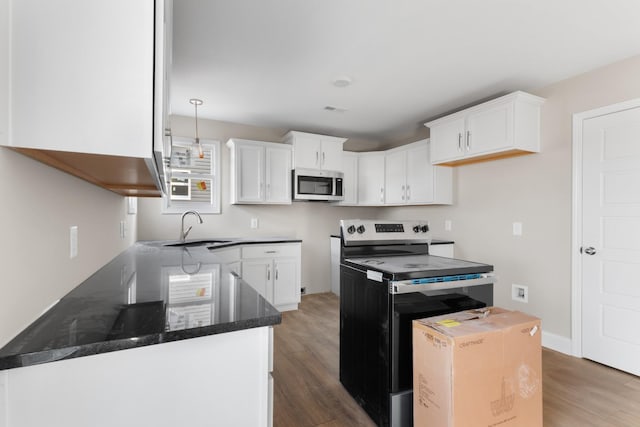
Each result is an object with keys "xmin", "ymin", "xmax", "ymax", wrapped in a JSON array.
[
  {"xmin": 357, "ymin": 152, "xmax": 385, "ymax": 205},
  {"xmin": 384, "ymin": 149, "xmax": 407, "ymax": 204},
  {"xmin": 290, "ymin": 133, "xmax": 321, "ymax": 169},
  {"xmin": 241, "ymin": 260, "xmax": 272, "ymax": 303},
  {"xmin": 9, "ymin": 0, "xmax": 154, "ymax": 157},
  {"xmin": 265, "ymin": 146, "xmax": 292, "ymax": 203},
  {"xmin": 405, "ymin": 142, "xmax": 435, "ymax": 203},
  {"xmin": 466, "ymin": 101, "xmax": 513, "ymax": 156},
  {"xmin": 273, "ymin": 258, "xmax": 298, "ymax": 307},
  {"xmin": 236, "ymin": 144, "xmax": 265, "ymax": 203},
  {"xmin": 338, "ymin": 151, "xmax": 358, "ymax": 205},
  {"xmin": 228, "ymin": 139, "xmax": 292, "ymax": 205},
  {"xmin": 429, "ymin": 117, "xmax": 466, "ymax": 164},
  {"xmin": 319, "ymin": 139, "xmax": 344, "ymax": 171}
]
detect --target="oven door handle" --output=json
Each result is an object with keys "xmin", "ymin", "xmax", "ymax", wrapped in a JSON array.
[{"xmin": 389, "ymin": 273, "xmax": 495, "ymax": 294}]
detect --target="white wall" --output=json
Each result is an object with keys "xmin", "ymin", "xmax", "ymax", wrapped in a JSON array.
[
  {"xmin": 0, "ymin": 148, "xmax": 137, "ymax": 347},
  {"xmin": 381, "ymin": 55, "xmax": 640, "ymax": 341}
]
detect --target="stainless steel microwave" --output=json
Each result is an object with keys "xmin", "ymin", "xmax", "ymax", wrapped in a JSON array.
[{"xmin": 292, "ymin": 168, "xmax": 344, "ymax": 201}]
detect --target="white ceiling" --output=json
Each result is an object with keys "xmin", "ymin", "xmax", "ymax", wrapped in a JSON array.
[{"xmin": 170, "ymin": 0, "xmax": 640, "ymax": 144}]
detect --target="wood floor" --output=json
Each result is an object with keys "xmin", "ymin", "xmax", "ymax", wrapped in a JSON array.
[{"xmin": 272, "ymin": 293, "xmax": 640, "ymax": 427}]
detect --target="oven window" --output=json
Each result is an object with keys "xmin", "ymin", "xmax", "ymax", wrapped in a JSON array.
[{"xmin": 298, "ymin": 176, "xmax": 333, "ymax": 195}]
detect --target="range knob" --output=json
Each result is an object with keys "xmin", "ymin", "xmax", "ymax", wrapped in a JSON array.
[
  {"xmin": 421, "ymin": 225, "xmax": 429, "ymax": 233},
  {"xmin": 356, "ymin": 225, "xmax": 366, "ymax": 234},
  {"xmin": 347, "ymin": 225, "xmax": 356, "ymax": 234},
  {"xmin": 413, "ymin": 225, "xmax": 420, "ymax": 233}
]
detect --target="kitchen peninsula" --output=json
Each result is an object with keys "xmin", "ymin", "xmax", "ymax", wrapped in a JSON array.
[{"xmin": 0, "ymin": 238, "xmax": 300, "ymax": 427}]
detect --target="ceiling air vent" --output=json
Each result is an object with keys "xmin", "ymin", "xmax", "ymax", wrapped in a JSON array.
[{"xmin": 324, "ymin": 105, "xmax": 348, "ymax": 113}]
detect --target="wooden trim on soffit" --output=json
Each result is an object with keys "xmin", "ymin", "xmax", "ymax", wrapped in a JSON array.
[{"xmin": 11, "ymin": 147, "xmax": 161, "ymax": 197}]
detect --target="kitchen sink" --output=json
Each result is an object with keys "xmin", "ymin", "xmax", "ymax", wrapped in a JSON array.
[{"xmin": 162, "ymin": 239, "xmax": 232, "ymax": 248}]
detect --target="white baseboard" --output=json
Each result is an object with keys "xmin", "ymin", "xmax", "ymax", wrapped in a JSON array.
[{"xmin": 542, "ymin": 330, "xmax": 573, "ymax": 355}]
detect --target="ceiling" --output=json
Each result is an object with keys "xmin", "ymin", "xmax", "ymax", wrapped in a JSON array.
[{"xmin": 170, "ymin": 0, "xmax": 640, "ymax": 144}]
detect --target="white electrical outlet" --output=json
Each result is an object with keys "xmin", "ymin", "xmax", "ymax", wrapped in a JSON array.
[
  {"xmin": 512, "ymin": 284, "xmax": 528, "ymax": 303},
  {"xmin": 445, "ymin": 220, "xmax": 452, "ymax": 231},
  {"xmin": 251, "ymin": 218, "xmax": 259, "ymax": 229},
  {"xmin": 512, "ymin": 222, "xmax": 523, "ymax": 236},
  {"xmin": 70, "ymin": 226, "xmax": 78, "ymax": 259}
]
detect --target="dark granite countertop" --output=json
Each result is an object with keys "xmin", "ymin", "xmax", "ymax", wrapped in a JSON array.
[{"xmin": 0, "ymin": 238, "xmax": 301, "ymax": 371}]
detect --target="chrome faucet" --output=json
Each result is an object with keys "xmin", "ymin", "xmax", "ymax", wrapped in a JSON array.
[{"xmin": 180, "ymin": 210, "xmax": 203, "ymax": 241}]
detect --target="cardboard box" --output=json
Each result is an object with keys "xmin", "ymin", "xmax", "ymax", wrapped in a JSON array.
[{"xmin": 412, "ymin": 307, "xmax": 542, "ymax": 427}]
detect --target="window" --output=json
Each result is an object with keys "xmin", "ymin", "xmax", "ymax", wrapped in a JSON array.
[{"xmin": 162, "ymin": 137, "xmax": 221, "ymax": 214}]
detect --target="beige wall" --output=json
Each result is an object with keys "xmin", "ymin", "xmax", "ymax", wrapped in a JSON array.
[
  {"xmin": 382, "ymin": 55, "xmax": 640, "ymax": 340},
  {"xmin": 0, "ymin": 148, "xmax": 137, "ymax": 347},
  {"xmin": 137, "ymin": 117, "xmax": 379, "ymax": 295}
]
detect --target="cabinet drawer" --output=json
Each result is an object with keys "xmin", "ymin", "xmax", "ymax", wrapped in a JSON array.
[{"xmin": 242, "ymin": 244, "xmax": 300, "ymax": 259}]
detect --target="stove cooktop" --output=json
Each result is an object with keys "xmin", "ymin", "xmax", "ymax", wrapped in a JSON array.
[{"xmin": 344, "ymin": 254, "xmax": 493, "ymax": 280}]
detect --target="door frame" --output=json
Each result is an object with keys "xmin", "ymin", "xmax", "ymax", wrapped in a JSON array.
[{"xmin": 571, "ymin": 97, "xmax": 640, "ymax": 357}]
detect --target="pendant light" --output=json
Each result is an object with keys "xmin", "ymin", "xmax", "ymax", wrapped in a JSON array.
[{"xmin": 190, "ymin": 98, "xmax": 204, "ymax": 159}]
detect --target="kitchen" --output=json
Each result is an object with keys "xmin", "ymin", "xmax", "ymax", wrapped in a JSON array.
[{"xmin": 1, "ymin": 1, "xmax": 640, "ymax": 426}]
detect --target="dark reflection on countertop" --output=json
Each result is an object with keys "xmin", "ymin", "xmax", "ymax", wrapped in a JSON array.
[{"xmin": 0, "ymin": 241, "xmax": 285, "ymax": 370}]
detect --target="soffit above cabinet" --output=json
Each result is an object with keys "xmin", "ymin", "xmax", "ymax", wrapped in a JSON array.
[{"xmin": 12, "ymin": 147, "xmax": 161, "ymax": 197}]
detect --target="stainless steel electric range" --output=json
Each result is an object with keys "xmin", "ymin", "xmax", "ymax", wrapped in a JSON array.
[{"xmin": 338, "ymin": 219, "xmax": 495, "ymax": 427}]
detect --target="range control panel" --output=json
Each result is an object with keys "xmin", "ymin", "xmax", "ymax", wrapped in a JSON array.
[{"xmin": 340, "ymin": 219, "xmax": 431, "ymax": 246}]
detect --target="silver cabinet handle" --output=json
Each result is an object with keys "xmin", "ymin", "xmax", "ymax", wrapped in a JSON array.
[
  {"xmin": 265, "ymin": 250, "xmax": 277, "ymax": 254},
  {"xmin": 466, "ymin": 131, "xmax": 471, "ymax": 151},
  {"xmin": 583, "ymin": 247, "xmax": 597, "ymax": 255},
  {"xmin": 322, "ymin": 152, "xmax": 326, "ymax": 166},
  {"xmin": 267, "ymin": 267, "xmax": 271, "ymax": 280},
  {"xmin": 401, "ymin": 185, "xmax": 405, "ymax": 200},
  {"xmin": 316, "ymin": 151, "xmax": 319, "ymax": 166},
  {"xmin": 407, "ymin": 185, "xmax": 411, "ymax": 200},
  {"xmin": 380, "ymin": 187, "xmax": 384, "ymax": 202},
  {"xmin": 458, "ymin": 133, "xmax": 462, "ymax": 152},
  {"xmin": 275, "ymin": 269, "xmax": 279, "ymax": 280}
]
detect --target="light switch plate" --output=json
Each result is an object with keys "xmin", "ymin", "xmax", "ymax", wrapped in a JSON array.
[
  {"xmin": 444, "ymin": 220, "xmax": 452, "ymax": 231},
  {"xmin": 512, "ymin": 222, "xmax": 523, "ymax": 236},
  {"xmin": 70, "ymin": 226, "xmax": 78, "ymax": 259},
  {"xmin": 251, "ymin": 218, "xmax": 259, "ymax": 229}
]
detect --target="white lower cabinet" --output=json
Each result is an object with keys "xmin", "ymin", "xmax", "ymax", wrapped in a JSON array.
[
  {"xmin": 2, "ymin": 328, "xmax": 272, "ymax": 427},
  {"xmin": 429, "ymin": 243, "xmax": 454, "ymax": 258},
  {"xmin": 241, "ymin": 243, "xmax": 301, "ymax": 311}
]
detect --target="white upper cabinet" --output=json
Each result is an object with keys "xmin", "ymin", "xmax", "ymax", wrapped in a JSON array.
[
  {"xmin": 336, "ymin": 151, "xmax": 359, "ymax": 205},
  {"xmin": 357, "ymin": 152, "xmax": 386, "ymax": 205},
  {"xmin": 425, "ymin": 91, "xmax": 545, "ymax": 166},
  {"xmin": 9, "ymin": 0, "xmax": 154, "ymax": 157},
  {"xmin": 227, "ymin": 138, "xmax": 292, "ymax": 205},
  {"xmin": 2, "ymin": 0, "xmax": 166, "ymax": 196},
  {"xmin": 284, "ymin": 131, "xmax": 346, "ymax": 171},
  {"xmin": 384, "ymin": 139, "xmax": 452, "ymax": 205}
]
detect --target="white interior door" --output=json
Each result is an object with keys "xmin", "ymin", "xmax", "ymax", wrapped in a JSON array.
[{"xmin": 581, "ymin": 105, "xmax": 640, "ymax": 376}]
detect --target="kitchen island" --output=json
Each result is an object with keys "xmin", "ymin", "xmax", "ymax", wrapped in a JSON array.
[{"xmin": 0, "ymin": 238, "xmax": 300, "ymax": 427}]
